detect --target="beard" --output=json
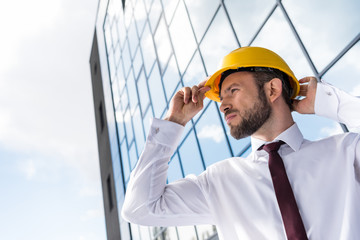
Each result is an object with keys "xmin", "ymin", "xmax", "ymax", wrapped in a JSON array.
[{"xmin": 227, "ymin": 93, "xmax": 272, "ymax": 140}]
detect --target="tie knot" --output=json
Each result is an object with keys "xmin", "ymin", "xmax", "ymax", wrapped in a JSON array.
[{"xmin": 260, "ymin": 141, "xmax": 284, "ymax": 153}]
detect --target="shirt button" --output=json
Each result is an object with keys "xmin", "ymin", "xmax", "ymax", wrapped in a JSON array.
[
  {"xmin": 155, "ymin": 127, "xmax": 160, "ymax": 134},
  {"xmin": 326, "ymin": 91, "xmax": 332, "ymax": 96}
]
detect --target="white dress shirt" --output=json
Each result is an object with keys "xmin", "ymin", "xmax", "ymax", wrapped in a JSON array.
[{"xmin": 122, "ymin": 83, "xmax": 360, "ymax": 240}]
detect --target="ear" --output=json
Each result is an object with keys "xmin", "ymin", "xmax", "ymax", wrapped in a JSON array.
[{"xmin": 265, "ymin": 78, "xmax": 283, "ymax": 103}]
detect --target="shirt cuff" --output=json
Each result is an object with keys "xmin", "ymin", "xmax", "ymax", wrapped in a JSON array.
[
  {"xmin": 148, "ymin": 118, "xmax": 185, "ymax": 148},
  {"xmin": 314, "ymin": 82, "xmax": 340, "ymax": 122}
]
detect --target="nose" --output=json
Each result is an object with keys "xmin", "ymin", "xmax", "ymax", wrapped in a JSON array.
[{"xmin": 220, "ymin": 100, "xmax": 232, "ymax": 113}]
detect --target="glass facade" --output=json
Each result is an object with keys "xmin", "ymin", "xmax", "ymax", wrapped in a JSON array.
[{"xmin": 95, "ymin": 0, "xmax": 360, "ymax": 239}]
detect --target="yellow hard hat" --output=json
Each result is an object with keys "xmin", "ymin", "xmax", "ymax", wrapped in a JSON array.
[{"xmin": 204, "ymin": 46, "xmax": 299, "ymax": 102}]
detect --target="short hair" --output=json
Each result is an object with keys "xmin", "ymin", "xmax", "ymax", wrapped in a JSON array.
[{"xmin": 218, "ymin": 67, "xmax": 293, "ymax": 110}]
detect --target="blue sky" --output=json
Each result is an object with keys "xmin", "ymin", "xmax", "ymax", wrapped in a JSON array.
[{"xmin": 0, "ymin": 0, "xmax": 106, "ymax": 239}]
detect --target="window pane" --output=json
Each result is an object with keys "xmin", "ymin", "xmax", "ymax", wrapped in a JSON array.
[
  {"xmin": 120, "ymin": 141, "xmax": 130, "ymax": 182},
  {"xmin": 176, "ymin": 226, "xmax": 197, "ymax": 240},
  {"xmin": 154, "ymin": 16, "xmax": 172, "ymax": 72},
  {"xmin": 169, "ymin": 0, "xmax": 197, "ymax": 74},
  {"xmin": 129, "ymin": 142, "xmax": 138, "ymax": 170},
  {"xmin": 128, "ymin": 19, "xmax": 139, "ymax": 58},
  {"xmin": 143, "ymin": 107, "xmax": 154, "ymax": 136},
  {"xmin": 184, "ymin": 0, "xmax": 220, "ymax": 41},
  {"xmin": 168, "ymin": 153, "xmax": 184, "ymax": 183},
  {"xmin": 134, "ymin": 0, "xmax": 147, "ymax": 35},
  {"xmin": 162, "ymin": 56, "xmax": 180, "ymax": 101},
  {"xmin": 137, "ymin": 69, "xmax": 150, "ymax": 114},
  {"xmin": 252, "ymin": 8, "xmax": 314, "ymax": 80},
  {"xmin": 148, "ymin": 65, "xmax": 167, "ymax": 118},
  {"xmin": 120, "ymin": 86, "xmax": 129, "ymax": 111},
  {"xmin": 199, "ymin": 7, "xmax": 239, "ymax": 75},
  {"xmin": 195, "ymin": 102, "xmax": 231, "ymax": 167},
  {"xmin": 224, "ymin": 0, "xmax": 275, "ymax": 46},
  {"xmin": 162, "ymin": 0, "xmax": 179, "ymax": 24},
  {"xmin": 141, "ymin": 22, "xmax": 156, "ymax": 75},
  {"xmin": 122, "ymin": 40, "xmax": 132, "ymax": 76},
  {"xmin": 282, "ymin": 0, "xmax": 360, "ymax": 72},
  {"xmin": 115, "ymin": 106, "xmax": 125, "ymax": 141},
  {"xmin": 124, "ymin": 108, "xmax": 134, "ymax": 143},
  {"xmin": 196, "ymin": 225, "xmax": 217, "ymax": 240},
  {"xmin": 148, "ymin": 0, "xmax": 162, "ymax": 30},
  {"xmin": 132, "ymin": 47, "xmax": 143, "ymax": 78},
  {"xmin": 130, "ymin": 223, "xmax": 141, "ymax": 240},
  {"xmin": 116, "ymin": 15, "xmax": 127, "ymax": 50},
  {"xmin": 139, "ymin": 226, "xmax": 151, "ymax": 240},
  {"xmin": 133, "ymin": 106, "xmax": 146, "ymax": 154},
  {"xmin": 127, "ymin": 73, "xmax": 138, "ymax": 113},
  {"xmin": 178, "ymin": 130, "xmax": 204, "ymax": 176},
  {"xmin": 112, "ymin": 79, "xmax": 121, "ymax": 108}
]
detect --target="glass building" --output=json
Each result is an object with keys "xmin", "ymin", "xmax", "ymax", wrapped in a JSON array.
[{"xmin": 89, "ymin": 0, "xmax": 360, "ymax": 239}]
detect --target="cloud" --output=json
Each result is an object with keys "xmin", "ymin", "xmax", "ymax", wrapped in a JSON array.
[
  {"xmin": 81, "ymin": 208, "xmax": 104, "ymax": 221},
  {"xmin": 18, "ymin": 159, "xmax": 37, "ymax": 180},
  {"xmin": 197, "ymin": 124, "xmax": 224, "ymax": 143},
  {"xmin": 319, "ymin": 123, "xmax": 343, "ymax": 138},
  {"xmin": 350, "ymin": 83, "xmax": 360, "ymax": 96}
]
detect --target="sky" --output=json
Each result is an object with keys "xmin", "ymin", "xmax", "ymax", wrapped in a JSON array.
[{"xmin": 0, "ymin": 0, "xmax": 106, "ymax": 239}]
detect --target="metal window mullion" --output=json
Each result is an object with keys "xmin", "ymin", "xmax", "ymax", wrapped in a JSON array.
[
  {"xmin": 248, "ymin": 3, "xmax": 278, "ymax": 46},
  {"xmin": 220, "ymin": 1, "xmax": 241, "ymax": 48},
  {"xmin": 319, "ymin": 32, "xmax": 360, "ymax": 77},
  {"xmin": 277, "ymin": 1, "xmax": 320, "ymax": 79}
]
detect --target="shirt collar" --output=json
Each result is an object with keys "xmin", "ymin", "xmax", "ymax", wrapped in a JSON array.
[{"xmin": 251, "ymin": 123, "xmax": 304, "ymax": 153}]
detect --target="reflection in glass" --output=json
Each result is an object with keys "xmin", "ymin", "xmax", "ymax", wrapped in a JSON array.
[
  {"xmin": 132, "ymin": 47, "xmax": 143, "ymax": 78},
  {"xmin": 148, "ymin": 0, "xmax": 162, "ymax": 31},
  {"xmin": 122, "ymin": 40, "xmax": 132, "ymax": 76},
  {"xmin": 134, "ymin": 0, "xmax": 147, "ymax": 35},
  {"xmin": 121, "ymin": 141, "xmax": 130, "ymax": 182},
  {"xmin": 184, "ymin": 0, "xmax": 220, "ymax": 41},
  {"xmin": 128, "ymin": 19, "xmax": 139, "ymax": 58},
  {"xmin": 195, "ymin": 102, "xmax": 231, "ymax": 167},
  {"xmin": 176, "ymin": 226, "xmax": 197, "ymax": 240},
  {"xmin": 127, "ymin": 73, "xmax": 138, "ymax": 113},
  {"xmin": 162, "ymin": 56, "xmax": 180, "ymax": 101},
  {"xmin": 178, "ymin": 130, "xmax": 204, "ymax": 176},
  {"xmin": 124, "ymin": 108, "xmax": 134, "ymax": 143},
  {"xmin": 154, "ymin": 17, "xmax": 172, "ymax": 72},
  {"xmin": 251, "ymin": 8, "xmax": 313, "ymax": 78},
  {"xmin": 137, "ymin": 70, "xmax": 150, "ymax": 114},
  {"xmin": 116, "ymin": 14, "xmax": 127, "ymax": 50},
  {"xmin": 148, "ymin": 65, "xmax": 167, "ymax": 118},
  {"xmin": 168, "ymin": 154, "xmax": 184, "ymax": 183},
  {"xmin": 115, "ymin": 106, "xmax": 125, "ymax": 141},
  {"xmin": 200, "ymin": 7, "xmax": 239, "ymax": 75},
  {"xmin": 141, "ymin": 23, "xmax": 156, "ymax": 75},
  {"xmin": 129, "ymin": 143, "xmax": 138, "ymax": 170},
  {"xmin": 169, "ymin": 0, "xmax": 197, "ymax": 74},
  {"xmin": 120, "ymin": 86, "xmax": 129, "ymax": 111},
  {"xmin": 224, "ymin": 0, "xmax": 275, "ymax": 46},
  {"xmin": 133, "ymin": 106, "xmax": 146, "ymax": 154},
  {"xmin": 196, "ymin": 225, "xmax": 217, "ymax": 240},
  {"xmin": 112, "ymin": 79, "xmax": 121, "ymax": 109},
  {"xmin": 143, "ymin": 107, "xmax": 154, "ymax": 137},
  {"xmin": 162, "ymin": 0, "xmax": 179, "ymax": 24},
  {"xmin": 282, "ymin": 0, "xmax": 360, "ymax": 72}
]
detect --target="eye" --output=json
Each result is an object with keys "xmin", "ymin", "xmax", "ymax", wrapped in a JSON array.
[{"xmin": 230, "ymin": 88, "xmax": 239, "ymax": 94}]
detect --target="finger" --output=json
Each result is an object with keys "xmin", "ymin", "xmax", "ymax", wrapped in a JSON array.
[
  {"xmin": 183, "ymin": 87, "xmax": 191, "ymax": 104},
  {"xmin": 298, "ymin": 84, "xmax": 308, "ymax": 96},
  {"xmin": 298, "ymin": 76, "xmax": 316, "ymax": 84},
  {"xmin": 198, "ymin": 86, "xmax": 211, "ymax": 100},
  {"xmin": 192, "ymin": 85, "xmax": 199, "ymax": 103},
  {"xmin": 197, "ymin": 75, "xmax": 211, "ymax": 88}
]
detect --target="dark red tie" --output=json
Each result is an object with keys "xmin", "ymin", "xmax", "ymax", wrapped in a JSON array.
[{"xmin": 261, "ymin": 141, "xmax": 308, "ymax": 240}]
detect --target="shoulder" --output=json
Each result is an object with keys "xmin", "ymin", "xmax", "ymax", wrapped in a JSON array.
[{"xmin": 301, "ymin": 132, "xmax": 359, "ymax": 152}]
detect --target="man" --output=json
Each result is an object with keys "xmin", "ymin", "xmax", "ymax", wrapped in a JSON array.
[{"xmin": 122, "ymin": 47, "xmax": 360, "ymax": 239}]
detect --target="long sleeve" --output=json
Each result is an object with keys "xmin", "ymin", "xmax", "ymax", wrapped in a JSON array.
[
  {"xmin": 315, "ymin": 82, "xmax": 360, "ymax": 183},
  {"xmin": 121, "ymin": 118, "xmax": 213, "ymax": 226},
  {"xmin": 315, "ymin": 82, "xmax": 360, "ymax": 129}
]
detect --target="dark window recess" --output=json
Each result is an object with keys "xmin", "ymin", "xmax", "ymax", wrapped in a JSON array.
[
  {"xmin": 99, "ymin": 102, "xmax": 105, "ymax": 132},
  {"xmin": 107, "ymin": 175, "xmax": 114, "ymax": 211}
]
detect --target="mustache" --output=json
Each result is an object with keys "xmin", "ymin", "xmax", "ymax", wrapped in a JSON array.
[{"xmin": 224, "ymin": 109, "xmax": 239, "ymax": 119}]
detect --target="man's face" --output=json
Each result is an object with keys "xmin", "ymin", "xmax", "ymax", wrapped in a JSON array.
[{"xmin": 219, "ymin": 71, "xmax": 272, "ymax": 139}]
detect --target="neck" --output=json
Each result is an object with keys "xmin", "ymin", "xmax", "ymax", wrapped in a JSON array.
[{"xmin": 252, "ymin": 105, "xmax": 294, "ymax": 142}]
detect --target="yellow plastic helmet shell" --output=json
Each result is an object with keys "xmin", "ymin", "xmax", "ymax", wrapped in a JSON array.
[{"xmin": 204, "ymin": 46, "xmax": 299, "ymax": 102}]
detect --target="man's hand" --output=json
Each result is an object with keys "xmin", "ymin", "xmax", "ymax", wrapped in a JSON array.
[
  {"xmin": 292, "ymin": 76, "xmax": 318, "ymax": 114},
  {"xmin": 164, "ymin": 79, "xmax": 211, "ymax": 126}
]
